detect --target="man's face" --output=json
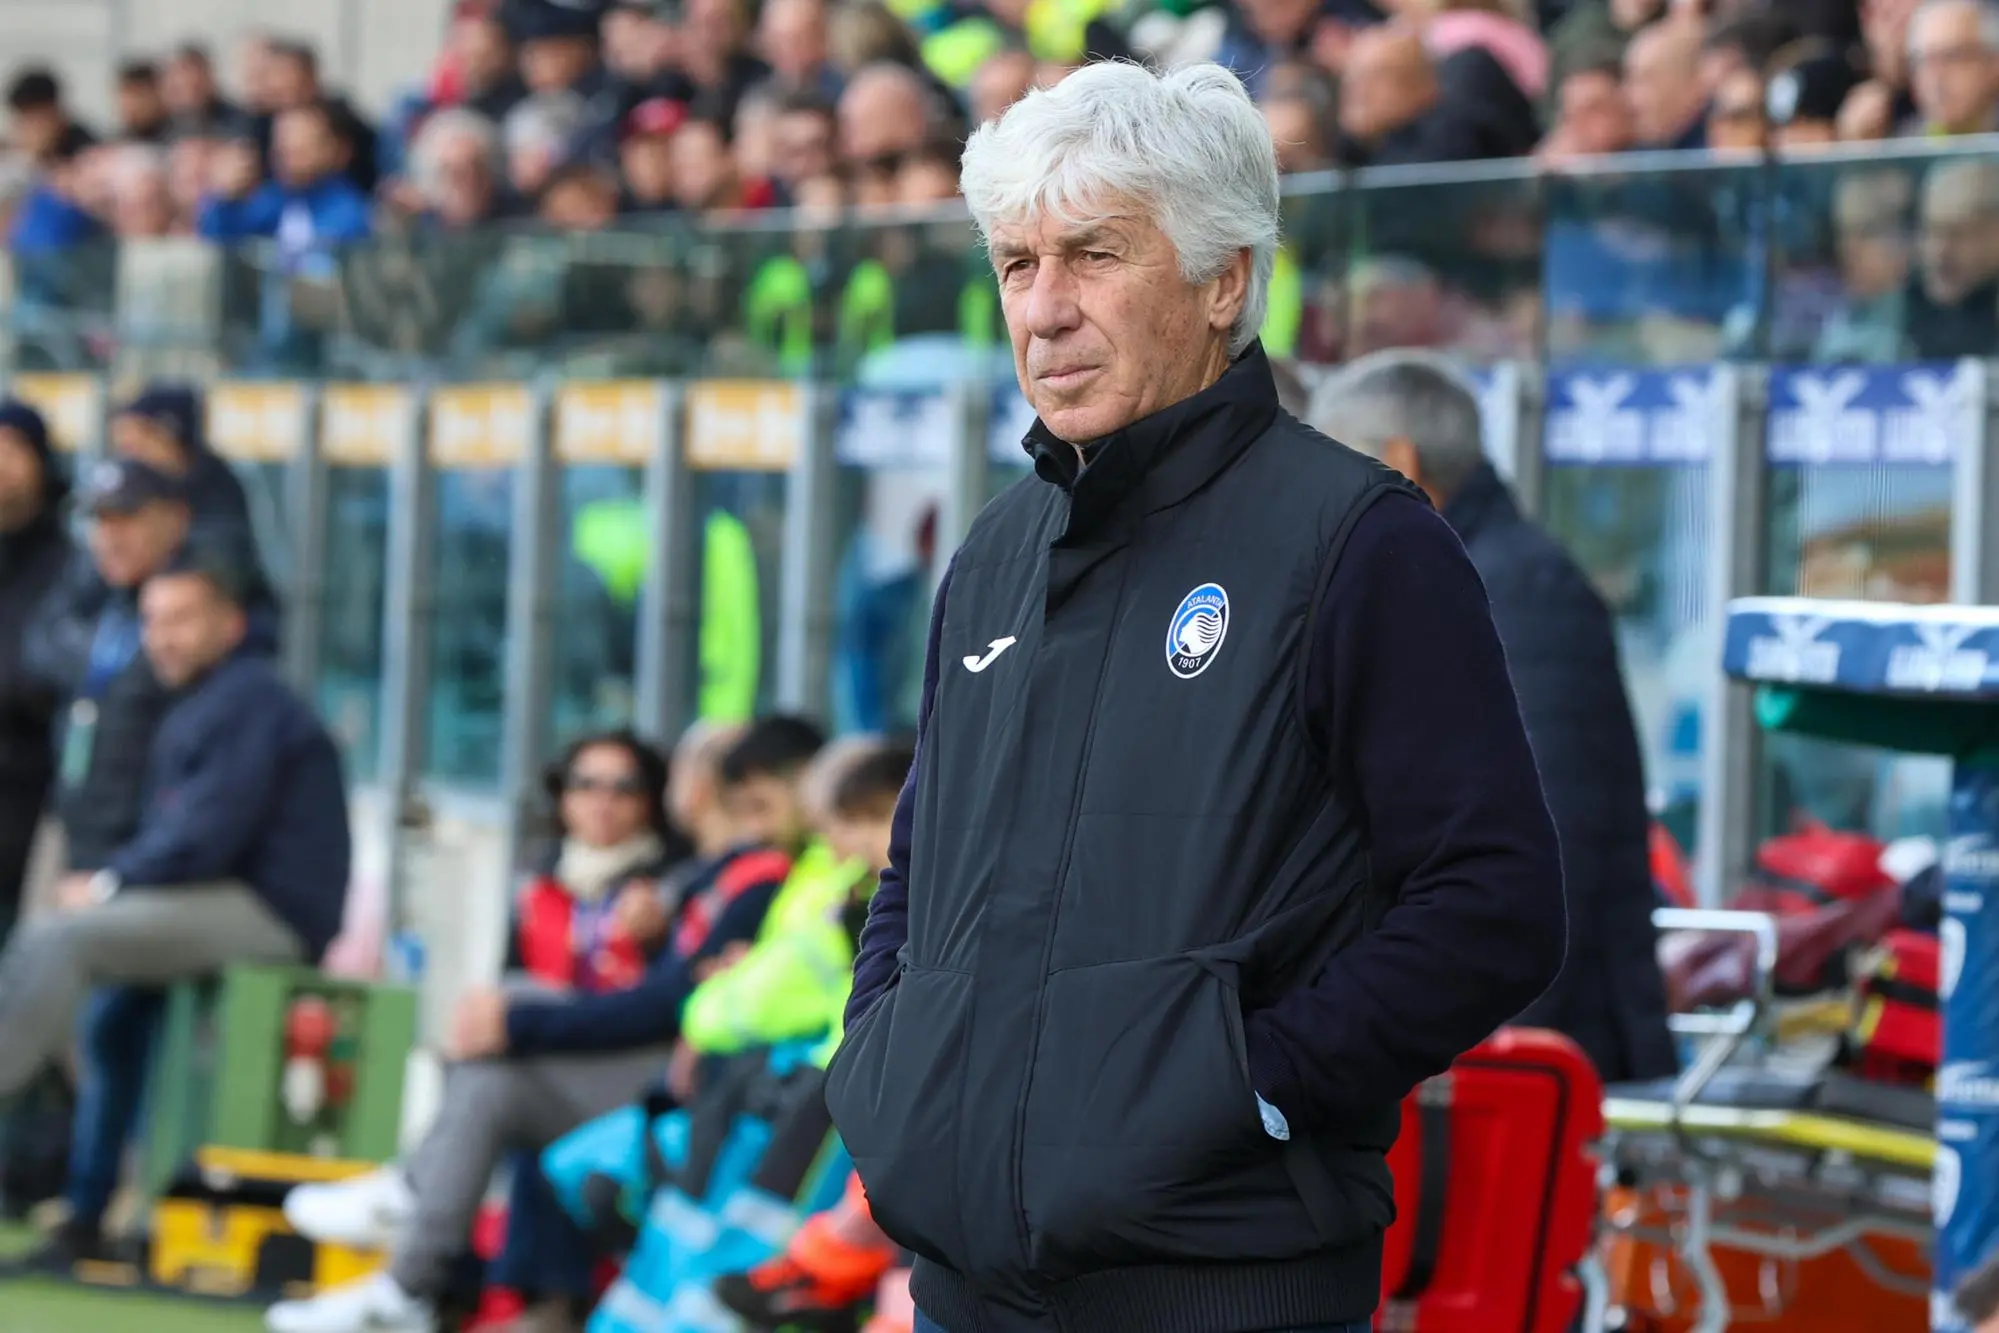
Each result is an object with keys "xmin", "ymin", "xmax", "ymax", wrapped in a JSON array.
[
  {"xmin": 898, "ymin": 158, "xmax": 958, "ymax": 205},
  {"xmin": 432, "ymin": 134, "xmax": 496, "ymax": 227},
  {"xmin": 838, "ymin": 76, "xmax": 925, "ymax": 165},
  {"xmin": 111, "ymin": 413, "xmax": 187, "ymax": 474},
  {"xmin": 1264, "ymin": 97, "xmax": 1328, "ymax": 174},
  {"xmin": 1864, "ymin": 0, "xmax": 1918, "ymax": 89},
  {"xmin": 141, "ymin": 572, "xmax": 244, "ymax": 689},
  {"xmin": 991, "ymin": 200, "xmax": 1246, "ymax": 443},
  {"xmin": 274, "ymin": 109, "xmax": 338, "ymax": 187},
  {"xmin": 113, "ymin": 171, "xmax": 174, "ymax": 238},
  {"xmin": 1919, "ymin": 168, "xmax": 1999, "ymax": 304},
  {"xmin": 1911, "ymin": 1, "xmax": 1999, "ymax": 134},
  {"xmin": 761, "ymin": 0, "xmax": 827, "ymax": 83},
  {"xmin": 268, "ymin": 53, "xmax": 316, "ymax": 110},
  {"xmin": 239, "ymin": 36, "xmax": 277, "ymax": 111},
  {"xmin": 621, "ymin": 134, "xmax": 676, "ymax": 204},
  {"xmin": 724, "ymin": 773, "xmax": 805, "ymax": 849},
  {"xmin": 971, "ymin": 52, "xmax": 1036, "ymax": 126},
  {"xmin": 826, "ymin": 810, "xmax": 893, "ymax": 873},
  {"xmin": 1558, "ymin": 70, "xmax": 1634, "ymax": 155},
  {"xmin": 117, "ymin": 79, "xmax": 165, "ymax": 135},
  {"xmin": 89, "ymin": 502, "xmax": 188, "ymax": 588},
  {"xmin": 162, "ymin": 53, "xmax": 214, "ymax": 115},
  {"xmin": 671, "ymin": 122, "xmax": 735, "ymax": 211},
  {"xmin": 522, "ymin": 35, "xmax": 598, "ymax": 94},
  {"xmin": 1623, "ymin": 21, "xmax": 1704, "ymax": 144},
  {"xmin": 540, "ymin": 172, "xmax": 618, "ymax": 229},
  {"xmin": 1237, "ymin": 0, "xmax": 1317, "ymax": 46},
  {"xmin": 1835, "ymin": 181, "xmax": 1913, "ymax": 300},
  {"xmin": 12, "ymin": 105, "xmax": 62, "ymax": 160},
  {"xmin": 1340, "ymin": 29, "xmax": 1435, "ymax": 143},
  {"xmin": 0, "ymin": 428, "xmax": 45, "ymax": 530},
  {"xmin": 774, "ymin": 108, "xmax": 833, "ymax": 184},
  {"xmin": 168, "ymin": 137, "xmax": 213, "ymax": 216},
  {"xmin": 452, "ymin": 16, "xmax": 515, "ymax": 91}
]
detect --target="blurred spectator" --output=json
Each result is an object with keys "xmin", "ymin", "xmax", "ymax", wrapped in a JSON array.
[
  {"xmin": 1623, "ymin": 17, "xmax": 1709, "ymax": 148},
  {"xmin": 516, "ymin": 1, "xmax": 610, "ymax": 100},
  {"xmin": 969, "ymin": 48, "xmax": 1037, "ymax": 124},
  {"xmin": 111, "ymin": 384, "xmax": 261, "ymax": 560},
  {"xmin": 197, "ymin": 101, "xmax": 372, "ymax": 251},
  {"xmin": 838, "ymin": 61, "xmax": 940, "ymax": 178},
  {"xmin": 104, "ymin": 145, "xmax": 177, "ymax": 238},
  {"xmin": 684, "ymin": 0, "xmax": 776, "ymax": 120},
  {"xmin": 1910, "ymin": 157, "xmax": 1999, "ymax": 357},
  {"xmin": 114, "ymin": 62, "xmax": 170, "ymax": 145},
  {"xmin": 603, "ymin": 0, "xmax": 684, "ymax": 104},
  {"xmin": 1705, "ymin": 65, "xmax": 1767, "ymax": 152},
  {"xmin": 1421, "ymin": 0, "xmax": 1550, "ymax": 100},
  {"xmin": 401, "ymin": 107, "xmax": 502, "ymax": 230},
  {"xmin": 829, "ymin": 0, "xmax": 927, "ymax": 73},
  {"xmin": 1906, "ymin": 0, "xmax": 1999, "ymax": 136},
  {"xmin": 618, "ymin": 96, "xmax": 686, "ymax": 213},
  {"xmin": 759, "ymin": 0, "xmax": 844, "ymax": 99},
  {"xmin": 772, "ymin": 88, "xmax": 836, "ymax": 187},
  {"xmin": 895, "ymin": 136, "xmax": 962, "ymax": 204},
  {"xmin": 445, "ymin": 5, "xmax": 529, "ymax": 122},
  {"xmin": 503, "ymin": 91, "xmax": 590, "ymax": 210},
  {"xmin": 263, "ymin": 41, "xmax": 382, "ymax": 192},
  {"xmin": 0, "ymin": 400, "xmax": 68, "ymax": 944},
  {"xmin": 165, "ymin": 126, "xmax": 218, "ymax": 229},
  {"xmin": 1346, "ymin": 254, "xmax": 1455, "ymax": 354},
  {"xmin": 1220, "ymin": 0, "xmax": 1382, "ymax": 99},
  {"xmin": 161, "ymin": 42, "xmax": 240, "ymax": 132},
  {"xmin": 1537, "ymin": 58, "xmax": 1635, "ymax": 160},
  {"xmin": 236, "ymin": 30, "xmax": 281, "ymax": 125},
  {"xmin": 1548, "ymin": 0, "xmax": 1660, "ymax": 86},
  {"xmin": 1850, "ymin": 0, "xmax": 1922, "ymax": 126},
  {"xmin": 7, "ymin": 68, "xmax": 94, "ymax": 168},
  {"xmin": 733, "ymin": 86, "xmax": 785, "ymax": 195},
  {"xmin": 1841, "ymin": 75, "xmax": 1900, "ymax": 139},
  {"xmin": 1266, "ymin": 81, "xmax": 1338, "ymax": 172},
  {"xmin": 1335, "ymin": 22, "xmax": 1538, "ymax": 166},
  {"xmin": 1700, "ymin": 11, "xmax": 1799, "ymax": 96},
  {"xmin": 672, "ymin": 114, "xmax": 750, "ymax": 214},
  {"xmin": 8, "ymin": 136, "xmax": 104, "ymax": 255},
  {"xmin": 1814, "ymin": 167, "xmax": 1915, "ymax": 362},
  {"xmin": 540, "ymin": 160, "xmax": 622, "ymax": 228},
  {"xmin": 1767, "ymin": 50, "xmax": 1862, "ymax": 149}
]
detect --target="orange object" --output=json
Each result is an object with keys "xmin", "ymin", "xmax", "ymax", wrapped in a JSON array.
[
  {"xmin": 1377, "ymin": 1028, "xmax": 1606, "ymax": 1333},
  {"xmin": 1651, "ymin": 823, "xmax": 1695, "ymax": 910}
]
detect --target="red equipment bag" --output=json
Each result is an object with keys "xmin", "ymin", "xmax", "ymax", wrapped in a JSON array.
[
  {"xmin": 1377, "ymin": 1028, "xmax": 1605, "ymax": 1333},
  {"xmin": 1850, "ymin": 927, "xmax": 1941, "ymax": 1084}
]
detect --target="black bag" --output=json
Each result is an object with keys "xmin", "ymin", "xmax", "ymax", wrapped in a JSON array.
[{"xmin": 0, "ymin": 1066, "xmax": 76, "ymax": 1219}]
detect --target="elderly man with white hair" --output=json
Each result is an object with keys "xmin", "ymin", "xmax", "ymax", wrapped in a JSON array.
[{"xmin": 828, "ymin": 61, "xmax": 1564, "ymax": 1333}]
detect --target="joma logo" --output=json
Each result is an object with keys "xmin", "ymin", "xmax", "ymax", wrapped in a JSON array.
[
  {"xmin": 1886, "ymin": 623, "xmax": 1989, "ymax": 693},
  {"xmin": 1744, "ymin": 615, "xmax": 1840, "ymax": 684}
]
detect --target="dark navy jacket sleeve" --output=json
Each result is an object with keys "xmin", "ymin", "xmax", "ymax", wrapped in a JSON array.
[
  {"xmin": 844, "ymin": 556, "xmax": 953, "ymax": 1027},
  {"xmin": 1244, "ymin": 493, "xmax": 1566, "ymax": 1134},
  {"xmin": 107, "ymin": 673, "xmax": 286, "ymax": 887},
  {"xmin": 504, "ymin": 877, "xmax": 782, "ymax": 1055}
]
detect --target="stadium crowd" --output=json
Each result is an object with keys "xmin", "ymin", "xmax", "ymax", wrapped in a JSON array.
[{"xmin": 1, "ymin": 0, "xmax": 1996, "ymax": 253}]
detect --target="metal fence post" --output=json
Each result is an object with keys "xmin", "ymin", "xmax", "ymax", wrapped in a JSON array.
[{"xmin": 636, "ymin": 381, "xmax": 692, "ymax": 745}]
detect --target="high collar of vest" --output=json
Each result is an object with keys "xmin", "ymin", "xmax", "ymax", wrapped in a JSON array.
[
  {"xmin": 1439, "ymin": 459, "xmax": 1516, "ymax": 545},
  {"xmin": 1023, "ymin": 342, "xmax": 1281, "ymax": 543}
]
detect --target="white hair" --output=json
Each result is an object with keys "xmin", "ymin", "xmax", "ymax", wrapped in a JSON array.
[
  {"xmin": 1908, "ymin": 0, "xmax": 1999, "ymax": 61},
  {"xmin": 412, "ymin": 108, "xmax": 499, "ymax": 194},
  {"xmin": 504, "ymin": 91, "xmax": 587, "ymax": 157},
  {"xmin": 959, "ymin": 60, "xmax": 1280, "ymax": 357},
  {"xmin": 1307, "ymin": 348, "xmax": 1488, "ymax": 497}
]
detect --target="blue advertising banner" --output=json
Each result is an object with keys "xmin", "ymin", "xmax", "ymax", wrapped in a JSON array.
[
  {"xmin": 1543, "ymin": 367, "xmax": 1726, "ymax": 466},
  {"xmin": 1938, "ymin": 763, "xmax": 1999, "ymax": 1330},
  {"xmin": 835, "ymin": 389, "xmax": 954, "ymax": 471},
  {"xmin": 1766, "ymin": 362, "xmax": 1975, "ymax": 467},
  {"xmin": 1721, "ymin": 597, "xmax": 1999, "ymax": 698}
]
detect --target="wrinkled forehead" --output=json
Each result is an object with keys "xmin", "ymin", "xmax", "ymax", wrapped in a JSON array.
[{"xmin": 985, "ymin": 196, "xmax": 1153, "ymax": 261}]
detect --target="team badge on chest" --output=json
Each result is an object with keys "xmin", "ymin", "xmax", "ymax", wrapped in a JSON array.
[{"xmin": 1166, "ymin": 583, "xmax": 1230, "ymax": 679}]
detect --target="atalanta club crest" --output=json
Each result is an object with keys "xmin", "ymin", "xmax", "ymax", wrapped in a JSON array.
[{"xmin": 1166, "ymin": 583, "xmax": 1229, "ymax": 679}]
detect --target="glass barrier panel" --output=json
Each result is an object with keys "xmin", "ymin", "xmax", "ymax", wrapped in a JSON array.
[
  {"xmin": 1540, "ymin": 366, "xmax": 1721, "ymax": 853},
  {"xmin": 1541, "ymin": 155, "xmax": 1764, "ymax": 367},
  {"xmin": 1754, "ymin": 362, "xmax": 1963, "ymax": 844},
  {"xmin": 830, "ymin": 388, "xmax": 953, "ymax": 733},
  {"xmin": 1341, "ymin": 164, "xmax": 1543, "ymax": 365},
  {"xmin": 424, "ymin": 385, "xmax": 530, "ymax": 786},
  {"xmin": 1274, "ymin": 174, "xmax": 1350, "ymax": 368},
  {"xmin": 315, "ymin": 386, "xmax": 403, "ymax": 780},
  {"xmin": 10, "ymin": 241, "xmax": 119, "ymax": 374},
  {"xmin": 682, "ymin": 380, "xmax": 801, "ymax": 723},
  {"xmin": 550, "ymin": 382, "xmax": 661, "ymax": 743}
]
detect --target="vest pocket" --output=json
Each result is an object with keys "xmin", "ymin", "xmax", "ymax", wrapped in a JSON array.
[
  {"xmin": 1019, "ymin": 956, "xmax": 1324, "ymax": 1277},
  {"xmin": 823, "ymin": 966, "xmax": 974, "ymax": 1270}
]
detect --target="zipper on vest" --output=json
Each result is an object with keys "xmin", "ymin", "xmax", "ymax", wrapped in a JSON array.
[{"xmin": 1006, "ymin": 569, "xmax": 1128, "ymax": 1269}]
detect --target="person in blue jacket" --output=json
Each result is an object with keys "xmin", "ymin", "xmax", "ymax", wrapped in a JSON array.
[{"xmin": 197, "ymin": 100, "xmax": 372, "ymax": 255}]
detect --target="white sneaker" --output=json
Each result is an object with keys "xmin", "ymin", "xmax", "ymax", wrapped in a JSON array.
[
  {"xmin": 281, "ymin": 1169, "xmax": 415, "ymax": 1249},
  {"xmin": 265, "ymin": 1272, "xmax": 436, "ymax": 1333}
]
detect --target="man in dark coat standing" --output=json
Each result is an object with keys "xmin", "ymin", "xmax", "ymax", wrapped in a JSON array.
[
  {"xmin": 1311, "ymin": 348, "xmax": 1678, "ymax": 1086},
  {"xmin": 0, "ymin": 399, "xmax": 71, "ymax": 942}
]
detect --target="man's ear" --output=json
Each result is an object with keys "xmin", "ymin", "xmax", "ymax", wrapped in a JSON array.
[{"xmin": 1208, "ymin": 247, "xmax": 1253, "ymax": 336}]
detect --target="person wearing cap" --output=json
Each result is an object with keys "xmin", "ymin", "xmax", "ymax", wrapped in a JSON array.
[
  {"xmin": 6, "ymin": 538, "xmax": 349, "ymax": 1269},
  {"xmin": 617, "ymin": 94, "xmax": 686, "ymax": 211},
  {"xmin": 111, "ymin": 382, "xmax": 257, "ymax": 544},
  {"xmin": 0, "ymin": 399, "xmax": 71, "ymax": 944}
]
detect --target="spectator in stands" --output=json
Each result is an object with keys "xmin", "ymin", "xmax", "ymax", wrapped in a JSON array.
[
  {"xmin": 265, "ymin": 41, "xmax": 382, "ymax": 193},
  {"xmin": 771, "ymin": 89, "xmax": 836, "ymax": 188},
  {"xmin": 1546, "ymin": 0, "xmax": 1658, "ymax": 86},
  {"xmin": 105, "ymin": 146, "xmax": 176, "ymax": 239},
  {"xmin": 1699, "ymin": 11, "xmax": 1800, "ymax": 99},
  {"xmin": 162, "ymin": 42, "xmax": 240, "ymax": 132},
  {"xmin": 760, "ymin": 0, "xmax": 844, "ymax": 100},
  {"xmin": 837, "ymin": 61, "xmax": 939, "ymax": 191},
  {"xmin": 1767, "ymin": 52, "xmax": 1862, "ymax": 149},
  {"xmin": 236, "ymin": 30, "xmax": 281, "ymax": 130},
  {"xmin": 267, "ymin": 715, "xmax": 823, "ymax": 1333},
  {"xmin": 1311, "ymin": 350, "xmax": 1676, "ymax": 1088},
  {"xmin": 1418, "ymin": 0, "xmax": 1550, "ymax": 100},
  {"xmin": 1219, "ymin": 0, "xmax": 1380, "ymax": 99},
  {"xmin": 1814, "ymin": 168, "xmax": 1915, "ymax": 362},
  {"xmin": 618, "ymin": 96, "xmax": 686, "ymax": 212},
  {"xmin": 7, "ymin": 67, "xmax": 94, "ymax": 168},
  {"xmin": 1265, "ymin": 80, "xmax": 1338, "ymax": 173},
  {"xmin": 503, "ymin": 92, "xmax": 589, "ymax": 213},
  {"xmin": 114, "ymin": 62, "xmax": 170, "ymax": 145},
  {"xmin": 602, "ymin": 0, "xmax": 683, "ymax": 107},
  {"xmin": 969, "ymin": 48, "xmax": 1037, "ymax": 125},
  {"xmin": 446, "ymin": 5, "xmax": 528, "ymax": 123},
  {"xmin": 1705, "ymin": 65, "xmax": 1767, "ymax": 152},
  {"xmin": 111, "ymin": 384, "xmax": 258, "ymax": 548},
  {"xmin": 1845, "ymin": 0, "xmax": 1922, "ymax": 130},
  {"xmin": 688, "ymin": 0, "xmax": 778, "ymax": 118},
  {"xmin": 0, "ymin": 400, "xmax": 69, "ymax": 944},
  {"xmin": 400, "ymin": 107, "xmax": 502, "ymax": 231},
  {"xmin": 1623, "ymin": 17, "xmax": 1709, "ymax": 149},
  {"xmin": 197, "ymin": 100, "xmax": 372, "ymax": 251},
  {"xmin": 1841, "ymin": 75, "xmax": 1898, "ymax": 139},
  {"xmin": 7, "ymin": 135, "xmax": 104, "ymax": 255},
  {"xmin": 1537, "ymin": 57, "xmax": 1635, "ymax": 161},
  {"xmin": 1335, "ymin": 22, "xmax": 1538, "ymax": 166},
  {"xmin": 1910, "ymin": 157, "xmax": 1999, "ymax": 357},
  {"xmin": 672, "ymin": 114, "xmax": 750, "ymax": 214},
  {"xmin": 8, "ymin": 544, "xmax": 348, "ymax": 1266},
  {"xmin": 539, "ymin": 159, "xmax": 623, "ymax": 229},
  {"xmin": 1906, "ymin": 0, "xmax": 1999, "ymax": 137}
]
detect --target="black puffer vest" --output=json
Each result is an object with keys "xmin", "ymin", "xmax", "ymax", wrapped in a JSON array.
[{"xmin": 826, "ymin": 347, "xmax": 1414, "ymax": 1332}]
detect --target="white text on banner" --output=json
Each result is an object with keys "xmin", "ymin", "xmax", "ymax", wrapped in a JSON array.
[
  {"xmin": 320, "ymin": 386, "xmax": 411, "ymax": 467},
  {"xmin": 430, "ymin": 385, "xmax": 534, "ymax": 468},
  {"xmin": 556, "ymin": 382, "xmax": 662, "ymax": 465},
  {"xmin": 207, "ymin": 382, "xmax": 307, "ymax": 462},
  {"xmin": 686, "ymin": 381, "xmax": 804, "ymax": 472}
]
